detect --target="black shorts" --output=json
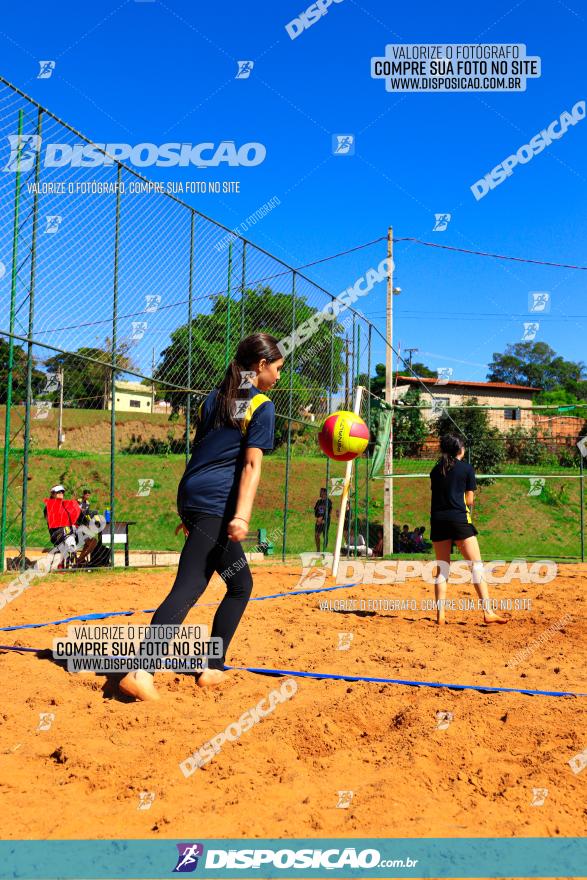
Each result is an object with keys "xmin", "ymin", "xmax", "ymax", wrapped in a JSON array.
[
  {"xmin": 49, "ymin": 526, "xmax": 75, "ymax": 547},
  {"xmin": 430, "ymin": 520, "xmax": 478, "ymax": 542}
]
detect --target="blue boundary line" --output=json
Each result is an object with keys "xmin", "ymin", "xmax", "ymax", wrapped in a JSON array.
[
  {"xmin": 0, "ymin": 646, "xmax": 583, "ymax": 697},
  {"xmin": 2, "ymin": 579, "xmax": 585, "ymax": 698},
  {"xmin": 0, "ymin": 581, "xmax": 360, "ymax": 632},
  {"xmin": 226, "ymin": 665, "xmax": 586, "ymax": 698}
]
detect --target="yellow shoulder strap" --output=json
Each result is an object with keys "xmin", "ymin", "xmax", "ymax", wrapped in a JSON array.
[{"xmin": 241, "ymin": 393, "xmax": 271, "ymax": 435}]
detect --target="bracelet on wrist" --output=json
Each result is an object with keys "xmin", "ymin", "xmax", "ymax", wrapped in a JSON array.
[{"xmin": 233, "ymin": 516, "xmax": 249, "ymax": 524}]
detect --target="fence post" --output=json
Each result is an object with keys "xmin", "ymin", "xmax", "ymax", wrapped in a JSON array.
[
  {"xmin": 348, "ymin": 318, "xmax": 356, "ymax": 555},
  {"xmin": 354, "ymin": 319, "xmax": 359, "ymax": 556},
  {"xmin": 323, "ymin": 309, "xmax": 335, "ymax": 551},
  {"xmin": 365, "ymin": 323, "xmax": 371, "ymax": 549},
  {"xmin": 20, "ymin": 107, "xmax": 43, "ymax": 569},
  {"xmin": 332, "ymin": 386, "xmax": 364, "ymax": 578},
  {"xmin": 240, "ymin": 241, "xmax": 246, "ymax": 336},
  {"xmin": 580, "ymin": 454, "xmax": 585, "ymax": 563},
  {"xmin": 383, "ymin": 226, "xmax": 394, "ymax": 555},
  {"xmin": 225, "ymin": 241, "xmax": 232, "ymax": 368},
  {"xmin": 0, "ymin": 108, "xmax": 24, "ymax": 573},
  {"xmin": 109, "ymin": 163, "xmax": 122, "ymax": 567},
  {"xmin": 344, "ymin": 333, "xmax": 350, "ymax": 409},
  {"xmin": 186, "ymin": 211, "xmax": 195, "ymax": 464},
  {"xmin": 281, "ymin": 271, "xmax": 296, "ymax": 561}
]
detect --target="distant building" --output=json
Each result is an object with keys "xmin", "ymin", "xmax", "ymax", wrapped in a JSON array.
[
  {"xmin": 394, "ymin": 377, "xmax": 541, "ymax": 432},
  {"xmin": 107, "ymin": 380, "xmax": 154, "ymax": 413}
]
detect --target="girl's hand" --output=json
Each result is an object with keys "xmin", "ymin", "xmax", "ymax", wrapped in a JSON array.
[
  {"xmin": 227, "ymin": 518, "xmax": 248, "ymax": 542},
  {"xmin": 175, "ymin": 521, "xmax": 189, "ymax": 538}
]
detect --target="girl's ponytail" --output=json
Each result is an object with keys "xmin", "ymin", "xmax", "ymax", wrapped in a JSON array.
[{"xmin": 215, "ymin": 360, "xmax": 244, "ymax": 429}]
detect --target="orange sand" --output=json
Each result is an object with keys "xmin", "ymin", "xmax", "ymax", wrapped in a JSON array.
[{"xmin": 0, "ymin": 563, "xmax": 585, "ymax": 841}]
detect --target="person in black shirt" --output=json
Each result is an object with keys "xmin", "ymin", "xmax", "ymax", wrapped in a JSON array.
[
  {"xmin": 75, "ymin": 489, "xmax": 98, "ymax": 566},
  {"xmin": 77, "ymin": 489, "xmax": 92, "ymax": 523},
  {"xmin": 399, "ymin": 524, "xmax": 411, "ymax": 552},
  {"xmin": 119, "ymin": 333, "xmax": 283, "ymax": 702},
  {"xmin": 430, "ymin": 434, "xmax": 508, "ymax": 626},
  {"xmin": 313, "ymin": 488, "xmax": 332, "ymax": 551}
]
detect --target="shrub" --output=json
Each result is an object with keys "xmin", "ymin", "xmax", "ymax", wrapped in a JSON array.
[
  {"xmin": 393, "ymin": 388, "xmax": 428, "ymax": 459},
  {"xmin": 557, "ymin": 444, "xmax": 581, "ymax": 469},
  {"xmin": 123, "ymin": 430, "xmax": 185, "ymax": 455},
  {"xmin": 505, "ymin": 427, "xmax": 558, "ymax": 466}
]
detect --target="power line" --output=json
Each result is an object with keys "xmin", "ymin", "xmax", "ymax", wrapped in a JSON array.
[
  {"xmin": 365, "ymin": 311, "xmax": 587, "ymax": 321},
  {"xmin": 289, "ymin": 235, "xmax": 587, "ymax": 273},
  {"xmin": 393, "ymin": 237, "xmax": 587, "ymax": 271},
  {"xmin": 295, "ymin": 236, "xmax": 386, "ymax": 269}
]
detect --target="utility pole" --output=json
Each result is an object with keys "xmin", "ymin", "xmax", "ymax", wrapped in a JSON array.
[
  {"xmin": 57, "ymin": 366, "xmax": 64, "ymax": 449},
  {"xmin": 344, "ymin": 335, "xmax": 350, "ymax": 409},
  {"xmin": 151, "ymin": 347, "xmax": 155, "ymax": 413},
  {"xmin": 406, "ymin": 347, "xmax": 419, "ymax": 371},
  {"xmin": 384, "ymin": 227, "xmax": 394, "ymax": 555}
]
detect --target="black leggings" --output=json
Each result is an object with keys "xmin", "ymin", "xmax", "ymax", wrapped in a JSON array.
[{"xmin": 150, "ymin": 513, "xmax": 253, "ymax": 671}]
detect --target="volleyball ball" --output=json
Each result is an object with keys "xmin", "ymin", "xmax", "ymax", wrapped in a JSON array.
[{"xmin": 318, "ymin": 410, "xmax": 370, "ymax": 461}]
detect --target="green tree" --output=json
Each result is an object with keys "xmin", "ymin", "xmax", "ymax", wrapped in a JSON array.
[
  {"xmin": 409, "ymin": 362, "xmax": 438, "ymax": 378},
  {"xmin": 536, "ymin": 388, "xmax": 580, "ymax": 406},
  {"xmin": 0, "ymin": 338, "xmax": 45, "ymax": 404},
  {"xmin": 44, "ymin": 339, "xmax": 135, "ymax": 409},
  {"xmin": 366, "ymin": 363, "xmax": 386, "ymax": 399},
  {"xmin": 392, "ymin": 387, "xmax": 428, "ymax": 458},
  {"xmin": 360, "ymin": 362, "xmax": 437, "ymax": 400},
  {"xmin": 534, "ymin": 388, "xmax": 587, "ymax": 417},
  {"xmin": 435, "ymin": 398, "xmax": 505, "ymax": 477},
  {"xmin": 488, "ymin": 341, "xmax": 586, "ymax": 392},
  {"xmin": 154, "ymin": 285, "xmax": 347, "ymax": 446}
]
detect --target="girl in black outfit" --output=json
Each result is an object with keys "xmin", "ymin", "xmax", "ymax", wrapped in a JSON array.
[
  {"xmin": 120, "ymin": 333, "xmax": 284, "ymax": 700},
  {"xmin": 430, "ymin": 434, "xmax": 508, "ymax": 626}
]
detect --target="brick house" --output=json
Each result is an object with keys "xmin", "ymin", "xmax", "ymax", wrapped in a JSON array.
[
  {"xmin": 393, "ymin": 377, "xmax": 586, "ymax": 451},
  {"xmin": 394, "ymin": 377, "xmax": 540, "ymax": 431}
]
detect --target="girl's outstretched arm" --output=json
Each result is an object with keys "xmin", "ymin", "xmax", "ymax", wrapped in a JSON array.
[{"xmin": 228, "ymin": 446, "xmax": 264, "ymax": 542}]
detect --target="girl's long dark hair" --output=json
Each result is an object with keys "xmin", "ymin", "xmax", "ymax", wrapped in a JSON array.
[
  {"xmin": 214, "ymin": 333, "xmax": 282, "ymax": 429},
  {"xmin": 438, "ymin": 433, "xmax": 465, "ymax": 475}
]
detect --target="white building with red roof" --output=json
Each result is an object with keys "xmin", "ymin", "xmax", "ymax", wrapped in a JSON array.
[{"xmin": 394, "ymin": 376, "xmax": 541, "ymax": 430}]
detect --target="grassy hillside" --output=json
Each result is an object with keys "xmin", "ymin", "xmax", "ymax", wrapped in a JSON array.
[
  {"xmin": 2, "ymin": 449, "xmax": 583, "ymax": 560},
  {"xmin": 0, "ymin": 405, "xmax": 186, "ymax": 454}
]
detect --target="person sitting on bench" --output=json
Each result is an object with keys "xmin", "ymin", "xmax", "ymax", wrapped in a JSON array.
[{"xmin": 43, "ymin": 485, "xmax": 96, "ymax": 567}]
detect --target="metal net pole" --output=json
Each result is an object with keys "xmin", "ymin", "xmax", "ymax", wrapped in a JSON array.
[
  {"xmin": 20, "ymin": 107, "xmax": 42, "ymax": 568},
  {"xmin": 109, "ymin": 163, "xmax": 122, "ymax": 566},
  {"xmin": 281, "ymin": 271, "xmax": 296, "ymax": 561},
  {"xmin": 185, "ymin": 212, "xmax": 195, "ymax": 464},
  {"xmin": 0, "ymin": 108, "xmax": 24, "ymax": 572}
]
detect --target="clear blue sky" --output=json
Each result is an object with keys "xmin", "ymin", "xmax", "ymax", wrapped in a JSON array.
[{"xmin": 1, "ymin": 0, "xmax": 586, "ymax": 382}]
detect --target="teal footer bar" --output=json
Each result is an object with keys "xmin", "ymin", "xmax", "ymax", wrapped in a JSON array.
[{"xmin": 0, "ymin": 838, "xmax": 585, "ymax": 879}]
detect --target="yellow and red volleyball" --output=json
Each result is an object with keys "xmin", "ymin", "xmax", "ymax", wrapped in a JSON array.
[{"xmin": 318, "ymin": 410, "xmax": 370, "ymax": 461}]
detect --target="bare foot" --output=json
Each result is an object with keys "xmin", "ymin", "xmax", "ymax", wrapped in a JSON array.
[
  {"xmin": 483, "ymin": 611, "xmax": 509, "ymax": 624},
  {"xmin": 436, "ymin": 615, "xmax": 447, "ymax": 626},
  {"xmin": 196, "ymin": 669, "xmax": 225, "ymax": 688},
  {"xmin": 119, "ymin": 670, "xmax": 160, "ymax": 701}
]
